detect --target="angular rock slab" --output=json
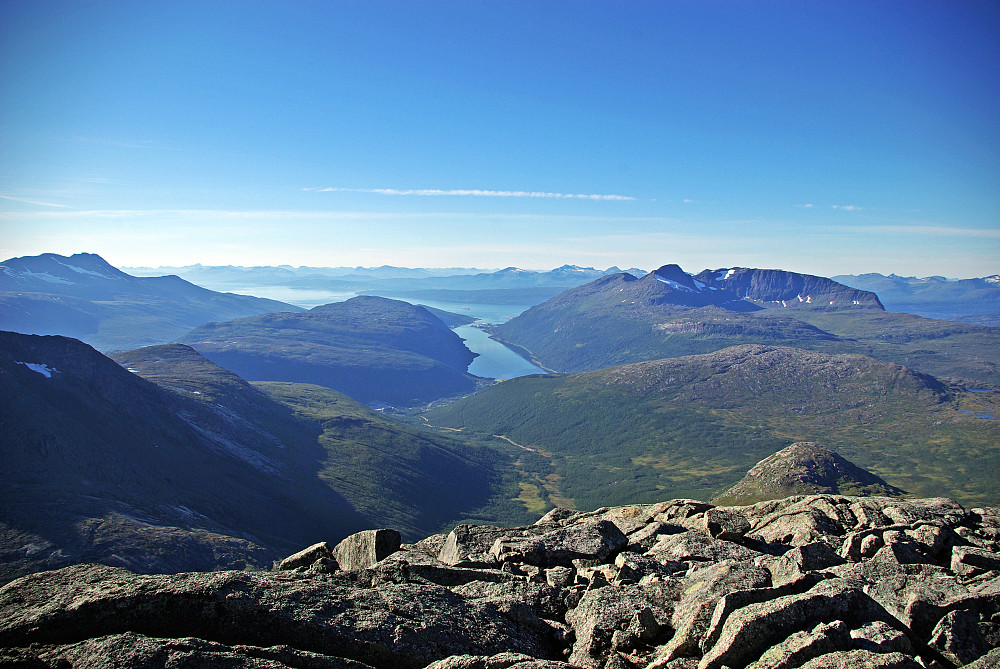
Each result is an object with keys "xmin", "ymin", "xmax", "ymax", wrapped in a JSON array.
[
  {"xmin": 0, "ymin": 564, "xmax": 558, "ymax": 669},
  {"xmin": 0, "ymin": 632, "xmax": 374, "ymax": 668},
  {"xmin": 490, "ymin": 519, "xmax": 627, "ymax": 567},
  {"xmin": 332, "ymin": 528, "xmax": 401, "ymax": 571}
]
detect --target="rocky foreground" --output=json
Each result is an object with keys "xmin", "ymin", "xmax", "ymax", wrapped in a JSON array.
[{"xmin": 2, "ymin": 495, "xmax": 999, "ymax": 668}]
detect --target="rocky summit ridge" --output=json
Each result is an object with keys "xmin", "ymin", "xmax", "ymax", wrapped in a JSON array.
[{"xmin": 2, "ymin": 493, "xmax": 999, "ymax": 669}]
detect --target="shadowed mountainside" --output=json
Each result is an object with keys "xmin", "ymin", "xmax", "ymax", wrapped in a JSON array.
[
  {"xmin": 0, "ymin": 333, "xmax": 518, "ymax": 585},
  {"xmin": 178, "ymin": 295, "xmax": 482, "ymax": 407}
]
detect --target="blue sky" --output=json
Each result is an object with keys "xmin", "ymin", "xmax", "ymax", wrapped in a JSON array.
[{"xmin": 1, "ymin": 0, "xmax": 998, "ymax": 276}]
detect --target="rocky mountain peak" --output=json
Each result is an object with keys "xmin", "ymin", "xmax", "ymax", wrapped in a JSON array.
[{"xmin": 713, "ymin": 442, "xmax": 906, "ymax": 505}]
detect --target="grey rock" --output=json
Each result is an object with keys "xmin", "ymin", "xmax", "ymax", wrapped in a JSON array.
[
  {"xmin": 625, "ymin": 521, "xmax": 683, "ymax": 553},
  {"xmin": 796, "ymin": 649, "xmax": 923, "ymax": 668},
  {"xmin": 696, "ymin": 579, "xmax": 884, "ymax": 669},
  {"xmin": 545, "ymin": 566, "xmax": 575, "ymax": 588},
  {"xmin": 700, "ymin": 573, "xmax": 825, "ymax": 655},
  {"xmin": 656, "ymin": 561, "xmax": 772, "ymax": 662},
  {"xmin": 951, "ymin": 546, "xmax": 1000, "ymax": 579},
  {"xmin": 964, "ymin": 646, "xmax": 1000, "ymax": 669},
  {"xmin": 928, "ymin": 609, "xmax": 989, "ymax": 666},
  {"xmin": 2, "ymin": 494, "xmax": 998, "ymax": 669},
  {"xmin": 564, "ymin": 584, "xmax": 667, "ymax": 669},
  {"xmin": 275, "ymin": 541, "xmax": 337, "ymax": 571},
  {"xmin": 0, "ymin": 564, "xmax": 558, "ymax": 668},
  {"xmin": 871, "ymin": 538, "xmax": 929, "ymax": 566},
  {"xmin": 534, "ymin": 507, "xmax": 582, "ymax": 526},
  {"xmin": 768, "ymin": 541, "xmax": 844, "ymax": 585},
  {"xmin": 0, "ymin": 632, "xmax": 376, "ymax": 668},
  {"xmin": 744, "ymin": 620, "xmax": 852, "ymax": 669},
  {"xmin": 424, "ymin": 653, "xmax": 578, "ymax": 669},
  {"xmin": 745, "ymin": 495, "xmax": 859, "ymax": 546},
  {"xmin": 825, "ymin": 559, "xmax": 970, "ymax": 638},
  {"xmin": 703, "ymin": 508, "xmax": 751, "ymax": 541},
  {"xmin": 491, "ymin": 520, "xmax": 628, "ymax": 568},
  {"xmin": 440, "ymin": 524, "xmax": 551, "ymax": 566},
  {"xmin": 850, "ymin": 620, "xmax": 914, "ymax": 655},
  {"xmin": 332, "ymin": 528, "xmax": 401, "ymax": 572},
  {"xmin": 646, "ymin": 530, "xmax": 762, "ymax": 564},
  {"xmin": 451, "ymin": 577, "xmax": 567, "ymax": 622}
]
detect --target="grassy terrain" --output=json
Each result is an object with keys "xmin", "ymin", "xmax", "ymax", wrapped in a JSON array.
[{"xmin": 425, "ymin": 345, "xmax": 1000, "ymax": 510}]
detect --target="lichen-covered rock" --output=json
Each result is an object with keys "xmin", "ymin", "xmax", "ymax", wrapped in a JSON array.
[
  {"xmin": 703, "ymin": 508, "xmax": 751, "ymax": 541},
  {"xmin": 744, "ymin": 620, "xmax": 852, "ymax": 669},
  {"xmin": 490, "ymin": 519, "xmax": 628, "ymax": 567},
  {"xmin": 0, "ymin": 632, "xmax": 376, "ymax": 668},
  {"xmin": 796, "ymin": 649, "xmax": 923, "ymax": 668},
  {"xmin": 657, "ymin": 561, "xmax": 771, "ymax": 661},
  {"xmin": 564, "ymin": 584, "xmax": 668, "ymax": 668},
  {"xmin": 0, "ymin": 564, "xmax": 559, "ymax": 668},
  {"xmin": 275, "ymin": 541, "xmax": 337, "ymax": 571},
  {"xmin": 424, "ymin": 653, "xmax": 577, "ymax": 669},
  {"xmin": 332, "ymin": 528, "xmax": 401, "ymax": 571}
]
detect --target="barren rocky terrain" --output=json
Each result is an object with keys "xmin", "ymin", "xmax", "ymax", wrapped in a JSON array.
[{"xmin": 3, "ymin": 492, "xmax": 998, "ymax": 668}]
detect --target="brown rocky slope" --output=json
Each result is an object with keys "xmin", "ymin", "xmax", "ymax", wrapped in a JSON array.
[{"xmin": 2, "ymin": 493, "xmax": 999, "ymax": 668}]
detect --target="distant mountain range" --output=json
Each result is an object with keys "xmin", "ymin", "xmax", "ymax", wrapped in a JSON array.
[
  {"xmin": 0, "ymin": 253, "xmax": 301, "ymax": 351},
  {"xmin": 426, "ymin": 344, "xmax": 1000, "ymax": 510},
  {"xmin": 834, "ymin": 272, "xmax": 1000, "ymax": 326},
  {"xmin": 125, "ymin": 262, "xmax": 648, "ymax": 307},
  {"xmin": 488, "ymin": 264, "xmax": 1000, "ymax": 387},
  {"xmin": 0, "ymin": 332, "xmax": 519, "ymax": 584},
  {"xmin": 177, "ymin": 295, "xmax": 482, "ymax": 407}
]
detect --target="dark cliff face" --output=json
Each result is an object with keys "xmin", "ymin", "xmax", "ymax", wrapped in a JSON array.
[{"xmin": 692, "ymin": 267, "xmax": 885, "ymax": 309}]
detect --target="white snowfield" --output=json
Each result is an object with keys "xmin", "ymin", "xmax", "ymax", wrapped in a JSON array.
[{"xmin": 16, "ymin": 362, "xmax": 59, "ymax": 378}]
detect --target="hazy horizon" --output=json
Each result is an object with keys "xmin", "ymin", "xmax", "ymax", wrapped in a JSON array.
[{"xmin": 2, "ymin": 1, "xmax": 997, "ymax": 277}]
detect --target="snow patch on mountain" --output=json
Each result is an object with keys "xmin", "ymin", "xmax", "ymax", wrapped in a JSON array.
[
  {"xmin": 654, "ymin": 275, "xmax": 697, "ymax": 292},
  {"xmin": 54, "ymin": 257, "xmax": 122, "ymax": 280},
  {"xmin": 17, "ymin": 362, "xmax": 59, "ymax": 378},
  {"xmin": 15, "ymin": 269, "xmax": 75, "ymax": 285}
]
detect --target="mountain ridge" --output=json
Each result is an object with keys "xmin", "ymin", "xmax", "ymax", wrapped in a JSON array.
[
  {"xmin": 178, "ymin": 295, "xmax": 482, "ymax": 407},
  {"xmin": 0, "ymin": 252, "xmax": 302, "ymax": 351}
]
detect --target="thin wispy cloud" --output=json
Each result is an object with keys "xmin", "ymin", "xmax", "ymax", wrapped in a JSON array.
[
  {"xmin": 0, "ymin": 194, "xmax": 71, "ymax": 208},
  {"xmin": 831, "ymin": 204, "xmax": 861, "ymax": 211},
  {"xmin": 304, "ymin": 187, "xmax": 636, "ymax": 201}
]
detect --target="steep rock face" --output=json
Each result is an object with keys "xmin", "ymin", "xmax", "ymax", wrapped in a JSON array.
[
  {"xmin": 2, "ymin": 495, "xmax": 998, "ymax": 668},
  {"xmin": 690, "ymin": 267, "xmax": 885, "ymax": 310},
  {"xmin": 713, "ymin": 442, "xmax": 906, "ymax": 505}
]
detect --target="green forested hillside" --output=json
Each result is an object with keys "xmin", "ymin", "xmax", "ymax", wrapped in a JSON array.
[{"xmin": 425, "ymin": 345, "xmax": 1000, "ymax": 510}]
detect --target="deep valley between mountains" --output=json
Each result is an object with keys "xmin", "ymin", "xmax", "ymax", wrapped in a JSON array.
[{"xmin": 1, "ymin": 254, "xmax": 998, "ymax": 667}]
